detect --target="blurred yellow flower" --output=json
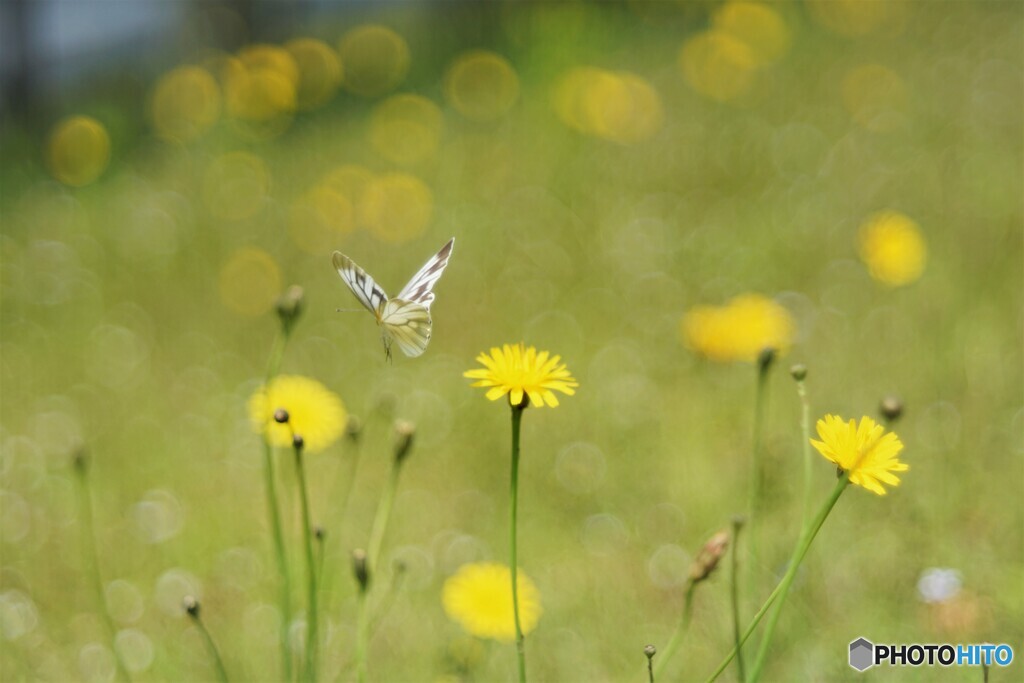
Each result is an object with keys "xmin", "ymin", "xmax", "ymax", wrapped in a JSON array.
[
  {"xmin": 858, "ymin": 211, "xmax": 927, "ymax": 287},
  {"xmin": 248, "ymin": 375, "xmax": 347, "ymax": 453},
  {"xmin": 681, "ymin": 294, "xmax": 795, "ymax": 362},
  {"xmin": 464, "ymin": 343, "xmax": 578, "ymax": 408},
  {"xmin": 811, "ymin": 415, "xmax": 908, "ymax": 495},
  {"xmin": 442, "ymin": 562, "xmax": 542, "ymax": 641}
]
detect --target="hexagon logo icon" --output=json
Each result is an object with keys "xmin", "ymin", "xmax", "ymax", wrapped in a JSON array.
[{"xmin": 849, "ymin": 637, "xmax": 874, "ymax": 671}]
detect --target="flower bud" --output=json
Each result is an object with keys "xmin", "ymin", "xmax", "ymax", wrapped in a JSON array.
[
  {"xmin": 644, "ymin": 644, "xmax": 657, "ymax": 660},
  {"xmin": 345, "ymin": 415, "xmax": 363, "ymax": 443},
  {"xmin": 273, "ymin": 408, "xmax": 289, "ymax": 424},
  {"xmin": 689, "ymin": 530, "xmax": 729, "ymax": 583},
  {"xmin": 292, "ymin": 433, "xmax": 305, "ymax": 450},
  {"xmin": 183, "ymin": 595, "xmax": 200, "ymax": 618},
  {"xmin": 314, "ymin": 526, "xmax": 325, "ymax": 542},
  {"xmin": 757, "ymin": 347, "xmax": 776, "ymax": 372},
  {"xmin": 275, "ymin": 285, "xmax": 304, "ymax": 332},
  {"xmin": 393, "ymin": 421, "xmax": 415, "ymax": 464},
  {"xmin": 352, "ymin": 549, "xmax": 370, "ymax": 591},
  {"xmin": 880, "ymin": 395, "xmax": 903, "ymax": 423},
  {"xmin": 789, "ymin": 363, "xmax": 807, "ymax": 381}
]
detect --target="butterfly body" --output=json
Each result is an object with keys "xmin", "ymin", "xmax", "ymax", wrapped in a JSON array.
[{"xmin": 332, "ymin": 238, "xmax": 454, "ymax": 360}]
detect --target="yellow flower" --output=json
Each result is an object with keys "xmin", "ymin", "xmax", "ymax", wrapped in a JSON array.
[
  {"xmin": 810, "ymin": 415, "xmax": 909, "ymax": 495},
  {"xmin": 442, "ymin": 562, "xmax": 542, "ymax": 641},
  {"xmin": 464, "ymin": 343, "xmax": 578, "ymax": 408},
  {"xmin": 681, "ymin": 293, "xmax": 795, "ymax": 362},
  {"xmin": 858, "ymin": 210, "xmax": 926, "ymax": 287},
  {"xmin": 248, "ymin": 375, "xmax": 347, "ymax": 453}
]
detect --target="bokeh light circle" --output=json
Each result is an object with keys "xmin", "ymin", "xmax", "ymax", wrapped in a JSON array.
[
  {"xmin": 285, "ymin": 38, "xmax": 343, "ymax": 110},
  {"xmin": 369, "ymin": 94, "xmax": 443, "ymax": 165},
  {"xmin": 679, "ymin": 30, "xmax": 757, "ymax": 103},
  {"xmin": 47, "ymin": 116, "xmax": 111, "ymax": 187},
  {"xmin": 360, "ymin": 173, "xmax": 434, "ymax": 244},
  {"xmin": 150, "ymin": 66, "xmax": 221, "ymax": 142},
  {"xmin": 338, "ymin": 25, "xmax": 410, "ymax": 97},
  {"xmin": 444, "ymin": 50, "xmax": 520, "ymax": 121},
  {"xmin": 218, "ymin": 247, "xmax": 282, "ymax": 316}
]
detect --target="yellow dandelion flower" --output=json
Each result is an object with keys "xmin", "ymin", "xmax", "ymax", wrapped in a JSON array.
[
  {"xmin": 810, "ymin": 415, "xmax": 909, "ymax": 495},
  {"xmin": 464, "ymin": 343, "xmax": 578, "ymax": 408},
  {"xmin": 681, "ymin": 293, "xmax": 795, "ymax": 362},
  {"xmin": 248, "ymin": 375, "xmax": 347, "ymax": 453},
  {"xmin": 442, "ymin": 562, "xmax": 542, "ymax": 641},
  {"xmin": 858, "ymin": 210, "xmax": 927, "ymax": 287}
]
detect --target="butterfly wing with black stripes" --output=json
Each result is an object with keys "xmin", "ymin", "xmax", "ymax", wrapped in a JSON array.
[
  {"xmin": 396, "ymin": 237, "xmax": 455, "ymax": 310},
  {"xmin": 332, "ymin": 250, "xmax": 388, "ymax": 319},
  {"xmin": 380, "ymin": 298, "xmax": 432, "ymax": 358}
]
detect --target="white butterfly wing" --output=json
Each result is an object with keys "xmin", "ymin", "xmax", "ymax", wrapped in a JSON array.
[
  {"xmin": 381, "ymin": 299, "xmax": 432, "ymax": 357},
  {"xmin": 396, "ymin": 237, "xmax": 455, "ymax": 310},
  {"xmin": 332, "ymin": 250, "xmax": 388, "ymax": 317}
]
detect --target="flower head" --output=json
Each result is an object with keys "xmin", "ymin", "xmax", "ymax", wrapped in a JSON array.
[
  {"xmin": 248, "ymin": 375, "xmax": 347, "ymax": 453},
  {"xmin": 442, "ymin": 562, "xmax": 542, "ymax": 641},
  {"xmin": 464, "ymin": 343, "xmax": 578, "ymax": 408},
  {"xmin": 681, "ymin": 293, "xmax": 795, "ymax": 363},
  {"xmin": 858, "ymin": 210, "xmax": 926, "ymax": 287},
  {"xmin": 810, "ymin": 414, "xmax": 908, "ymax": 495}
]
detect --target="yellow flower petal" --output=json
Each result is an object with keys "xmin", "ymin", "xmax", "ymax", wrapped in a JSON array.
[{"xmin": 464, "ymin": 342, "xmax": 578, "ymax": 409}]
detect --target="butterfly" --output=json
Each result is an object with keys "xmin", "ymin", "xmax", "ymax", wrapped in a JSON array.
[{"xmin": 332, "ymin": 238, "xmax": 455, "ymax": 360}]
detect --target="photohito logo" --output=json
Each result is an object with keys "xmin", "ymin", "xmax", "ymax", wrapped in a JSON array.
[{"xmin": 849, "ymin": 637, "xmax": 1014, "ymax": 672}]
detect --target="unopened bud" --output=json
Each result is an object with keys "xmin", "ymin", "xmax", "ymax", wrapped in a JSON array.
[
  {"xmin": 183, "ymin": 595, "xmax": 200, "ymax": 618},
  {"xmin": 393, "ymin": 421, "xmax": 415, "ymax": 464},
  {"xmin": 352, "ymin": 549, "xmax": 369, "ymax": 591},
  {"xmin": 292, "ymin": 433, "xmax": 304, "ymax": 450},
  {"xmin": 644, "ymin": 644, "xmax": 657, "ymax": 660},
  {"xmin": 757, "ymin": 347, "xmax": 776, "ymax": 372},
  {"xmin": 72, "ymin": 446, "xmax": 88, "ymax": 473},
  {"xmin": 275, "ymin": 285, "xmax": 304, "ymax": 332},
  {"xmin": 880, "ymin": 395, "xmax": 903, "ymax": 423},
  {"xmin": 314, "ymin": 526, "xmax": 325, "ymax": 542},
  {"xmin": 273, "ymin": 408, "xmax": 289, "ymax": 424},
  {"xmin": 345, "ymin": 415, "xmax": 363, "ymax": 443},
  {"xmin": 789, "ymin": 364, "xmax": 807, "ymax": 381},
  {"xmin": 689, "ymin": 530, "xmax": 729, "ymax": 583}
]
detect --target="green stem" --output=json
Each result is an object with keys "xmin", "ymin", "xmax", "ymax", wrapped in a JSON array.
[
  {"xmin": 294, "ymin": 444, "xmax": 318, "ymax": 683},
  {"xmin": 652, "ymin": 580, "xmax": 695, "ymax": 678},
  {"xmin": 261, "ymin": 325, "xmax": 294, "ymax": 681},
  {"xmin": 796, "ymin": 380, "xmax": 812, "ymax": 535},
  {"xmin": 192, "ymin": 614, "xmax": 230, "ymax": 683},
  {"xmin": 355, "ymin": 586, "xmax": 370, "ymax": 683},
  {"xmin": 262, "ymin": 438, "xmax": 293, "ymax": 682},
  {"xmin": 73, "ymin": 458, "xmax": 132, "ymax": 683},
  {"xmin": 707, "ymin": 476, "xmax": 849, "ymax": 683},
  {"xmin": 356, "ymin": 442, "xmax": 409, "ymax": 682},
  {"xmin": 509, "ymin": 403, "xmax": 527, "ymax": 683},
  {"xmin": 729, "ymin": 519, "xmax": 747, "ymax": 682},
  {"xmin": 366, "ymin": 459, "xmax": 403, "ymax": 576},
  {"xmin": 745, "ymin": 357, "xmax": 772, "ymax": 657}
]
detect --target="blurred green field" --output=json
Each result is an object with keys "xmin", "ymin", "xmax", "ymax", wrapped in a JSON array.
[{"xmin": 1, "ymin": 1, "xmax": 1022, "ymax": 681}]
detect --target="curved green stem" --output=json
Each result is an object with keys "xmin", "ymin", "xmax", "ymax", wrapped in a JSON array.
[
  {"xmin": 707, "ymin": 476, "xmax": 849, "ymax": 683},
  {"xmin": 73, "ymin": 459, "xmax": 132, "ymax": 683},
  {"xmin": 294, "ymin": 444, "xmax": 318, "ymax": 683},
  {"xmin": 652, "ymin": 580, "xmax": 695, "ymax": 678},
  {"xmin": 192, "ymin": 613, "xmax": 230, "ymax": 683},
  {"xmin": 509, "ymin": 404, "xmax": 527, "ymax": 683}
]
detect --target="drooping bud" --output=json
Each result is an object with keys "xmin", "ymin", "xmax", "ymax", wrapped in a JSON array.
[
  {"xmin": 183, "ymin": 595, "xmax": 200, "ymax": 618},
  {"xmin": 689, "ymin": 530, "xmax": 729, "ymax": 583},
  {"xmin": 757, "ymin": 347, "xmax": 776, "ymax": 373}
]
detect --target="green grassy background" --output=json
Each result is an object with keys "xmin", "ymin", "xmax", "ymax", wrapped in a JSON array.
[{"xmin": 1, "ymin": 1, "xmax": 1022, "ymax": 681}]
